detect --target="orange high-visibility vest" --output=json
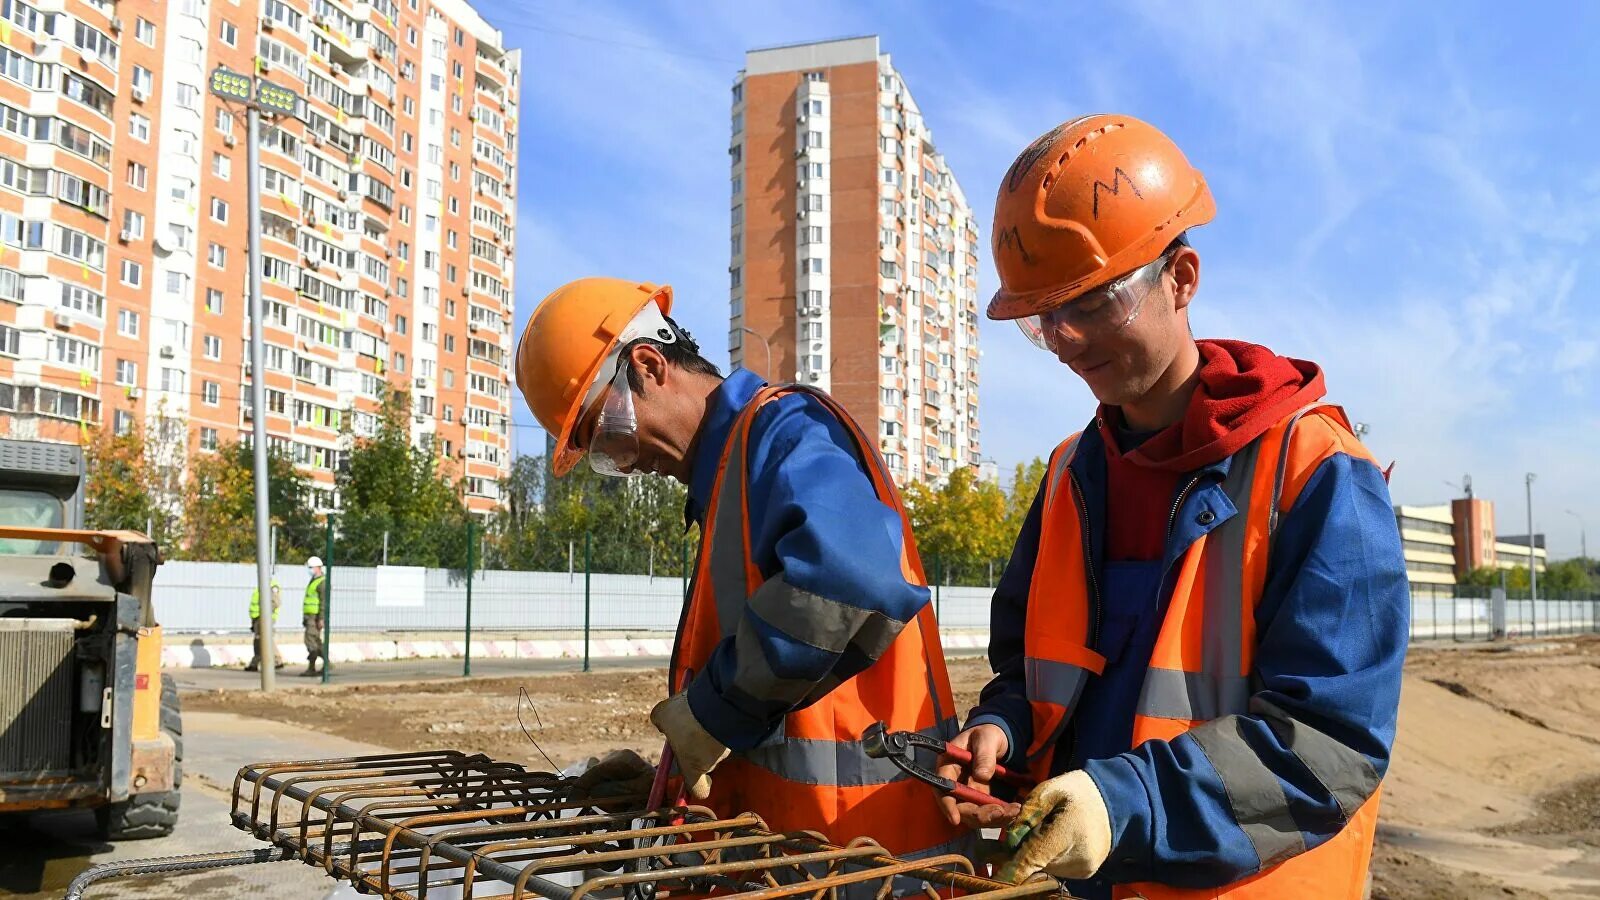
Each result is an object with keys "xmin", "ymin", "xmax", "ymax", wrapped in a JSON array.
[
  {"xmin": 1023, "ymin": 405, "xmax": 1382, "ymax": 900},
  {"xmin": 670, "ymin": 385, "xmax": 968, "ymax": 859}
]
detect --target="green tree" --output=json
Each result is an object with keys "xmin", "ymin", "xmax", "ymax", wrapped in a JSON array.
[
  {"xmin": 1544, "ymin": 558, "xmax": 1597, "ymax": 594},
  {"xmin": 83, "ymin": 422, "xmax": 180, "ymax": 547},
  {"xmin": 1504, "ymin": 565, "xmax": 1531, "ymax": 592},
  {"xmin": 904, "ymin": 467, "xmax": 1012, "ymax": 586},
  {"xmin": 489, "ymin": 454, "xmax": 696, "ymax": 575},
  {"xmin": 336, "ymin": 385, "xmax": 470, "ymax": 567},
  {"xmin": 182, "ymin": 442, "xmax": 320, "ymax": 563},
  {"xmin": 1459, "ymin": 567, "xmax": 1502, "ymax": 588}
]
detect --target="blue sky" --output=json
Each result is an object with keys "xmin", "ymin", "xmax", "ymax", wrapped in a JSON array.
[{"xmin": 486, "ymin": 1, "xmax": 1600, "ymax": 560}]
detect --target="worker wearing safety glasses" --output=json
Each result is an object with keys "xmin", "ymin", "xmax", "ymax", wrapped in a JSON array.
[
  {"xmin": 941, "ymin": 115, "xmax": 1409, "ymax": 899},
  {"xmin": 514, "ymin": 280, "xmax": 970, "ymax": 864}
]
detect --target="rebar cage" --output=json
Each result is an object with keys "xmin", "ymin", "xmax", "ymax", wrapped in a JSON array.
[{"xmin": 229, "ymin": 749, "xmax": 1073, "ymax": 900}]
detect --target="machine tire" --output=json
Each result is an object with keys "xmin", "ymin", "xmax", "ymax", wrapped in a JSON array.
[{"xmin": 96, "ymin": 675, "xmax": 183, "ymax": 840}]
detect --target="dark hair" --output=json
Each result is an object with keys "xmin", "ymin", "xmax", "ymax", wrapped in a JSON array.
[
  {"xmin": 1158, "ymin": 231, "xmax": 1191, "ymax": 267},
  {"xmin": 621, "ymin": 314, "xmax": 721, "ymax": 393}
]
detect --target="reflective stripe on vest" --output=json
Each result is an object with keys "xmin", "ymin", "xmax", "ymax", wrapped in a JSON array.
[
  {"xmin": 1026, "ymin": 404, "xmax": 1384, "ymax": 900},
  {"xmin": 670, "ymin": 383, "xmax": 965, "ymax": 858},
  {"xmin": 249, "ymin": 581, "xmax": 282, "ymax": 620},
  {"xmin": 304, "ymin": 576, "xmax": 325, "ymax": 614}
]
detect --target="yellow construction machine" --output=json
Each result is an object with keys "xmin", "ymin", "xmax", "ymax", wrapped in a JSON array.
[{"xmin": 0, "ymin": 437, "xmax": 181, "ymax": 839}]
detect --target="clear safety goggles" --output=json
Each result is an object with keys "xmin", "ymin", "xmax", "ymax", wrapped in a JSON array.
[
  {"xmin": 1016, "ymin": 252, "xmax": 1169, "ymax": 351},
  {"xmin": 580, "ymin": 363, "xmax": 643, "ymax": 477},
  {"xmin": 570, "ymin": 302, "xmax": 678, "ymax": 478}
]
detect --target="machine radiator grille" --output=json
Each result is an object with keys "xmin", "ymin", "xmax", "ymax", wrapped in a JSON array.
[{"xmin": 0, "ymin": 619, "xmax": 76, "ymax": 780}]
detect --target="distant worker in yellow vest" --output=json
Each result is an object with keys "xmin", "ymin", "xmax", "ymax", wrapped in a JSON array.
[
  {"xmin": 245, "ymin": 578, "xmax": 284, "ymax": 672},
  {"xmin": 301, "ymin": 556, "xmax": 327, "ymax": 677}
]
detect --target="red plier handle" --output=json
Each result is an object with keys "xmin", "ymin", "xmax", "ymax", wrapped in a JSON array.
[{"xmin": 862, "ymin": 721, "xmax": 1033, "ymax": 807}]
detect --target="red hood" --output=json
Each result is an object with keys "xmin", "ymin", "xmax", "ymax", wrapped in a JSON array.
[{"xmin": 1101, "ymin": 339, "xmax": 1325, "ymax": 472}]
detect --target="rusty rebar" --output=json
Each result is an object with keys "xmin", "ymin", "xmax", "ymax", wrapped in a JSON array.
[{"xmin": 229, "ymin": 750, "xmax": 1074, "ymax": 900}]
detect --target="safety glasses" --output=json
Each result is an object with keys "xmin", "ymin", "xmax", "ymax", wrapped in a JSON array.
[
  {"xmin": 1016, "ymin": 253, "xmax": 1169, "ymax": 351},
  {"xmin": 579, "ymin": 364, "xmax": 643, "ymax": 477}
]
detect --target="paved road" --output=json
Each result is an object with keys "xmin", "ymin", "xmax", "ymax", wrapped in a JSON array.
[
  {"xmin": 171, "ymin": 653, "xmax": 667, "ymax": 693},
  {"xmin": 171, "ymin": 646, "xmax": 987, "ymax": 694},
  {"xmin": 0, "ymin": 712, "xmax": 389, "ymax": 899}
]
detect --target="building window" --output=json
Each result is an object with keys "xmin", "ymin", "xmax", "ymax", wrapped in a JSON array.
[
  {"xmin": 210, "ymin": 198, "xmax": 228, "ymax": 223},
  {"xmin": 200, "ymin": 427, "xmax": 219, "ymax": 450},
  {"xmin": 806, "ymin": 194, "xmax": 824, "ymax": 211},
  {"xmin": 202, "ymin": 381, "xmax": 220, "ymax": 405},
  {"xmin": 207, "ymin": 242, "xmax": 227, "ymax": 268},
  {"xmin": 806, "ymin": 225, "xmax": 824, "ymax": 243},
  {"xmin": 395, "ymin": 314, "xmax": 407, "ymax": 335},
  {"xmin": 115, "ymin": 359, "xmax": 138, "ymax": 385},
  {"xmin": 444, "ymin": 334, "xmax": 454, "ymax": 352},
  {"xmin": 114, "ymin": 410, "xmax": 133, "ymax": 435},
  {"xmin": 122, "ymin": 210, "xmax": 145, "ymax": 239},
  {"xmin": 212, "ymin": 153, "xmax": 231, "ymax": 179},
  {"xmin": 806, "ymin": 131, "xmax": 823, "ymax": 148},
  {"xmin": 175, "ymin": 83, "xmax": 199, "ymax": 110},
  {"xmin": 126, "ymin": 162, "xmax": 148, "ymax": 189},
  {"xmin": 129, "ymin": 113, "xmax": 150, "ymax": 141},
  {"xmin": 135, "ymin": 18, "xmax": 156, "ymax": 45},
  {"xmin": 205, "ymin": 288, "xmax": 224, "ymax": 314},
  {"xmin": 118, "ymin": 309, "xmax": 139, "ymax": 338},
  {"xmin": 203, "ymin": 335, "xmax": 222, "ymax": 360},
  {"xmin": 166, "ymin": 271, "xmax": 188, "ymax": 295},
  {"xmin": 805, "ymin": 258, "xmax": 823, "ymax": 274},
  {"xmin": 120, "ymin": 259, "xmax": 142, "ymax": 286},
  {"xmin": 730, "ymin": 267, "xmax": 741, "ymax": 288}
]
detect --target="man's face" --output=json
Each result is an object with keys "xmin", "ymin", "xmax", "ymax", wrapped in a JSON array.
[
  {"xmin": 1047, "ymin": 249, "xmax": 1197, "ymax": 406},
  {"xmin": 571, "ymin": 346, "xmax": 693, "ymax": 483}
]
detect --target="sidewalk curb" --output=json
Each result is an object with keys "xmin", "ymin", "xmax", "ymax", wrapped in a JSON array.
[{"xmin": 161, "ymin": 631, "xmax": 991, "ymax": 669}]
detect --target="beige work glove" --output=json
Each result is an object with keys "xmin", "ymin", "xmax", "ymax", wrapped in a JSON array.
[
  {"xmin": 648, "ymin": 691, "xmax": 730, "ymax": 800},
  {"xmin": 998, "ymin": 769, "xmax": 1113, "ymax": 883},
  {"xmin": 570, "ymin": 748, "xmax": 655, "ymax": 810}
]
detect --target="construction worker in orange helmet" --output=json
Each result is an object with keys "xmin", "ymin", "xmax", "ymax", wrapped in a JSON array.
[
  {"xmin": 937, "ymin": 116, "xmax": 1409, "ymax": 899},
  {"xmin": 515, "ymin": 278, "xmax": 970, "ymax": 868}
]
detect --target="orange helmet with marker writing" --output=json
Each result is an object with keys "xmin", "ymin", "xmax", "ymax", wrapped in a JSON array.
[{"xmin": 987, "ymin": 114, "xmax": 1214, "ymax": 321}]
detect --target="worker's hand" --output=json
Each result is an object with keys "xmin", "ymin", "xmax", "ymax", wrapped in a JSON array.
[
  {"xmin": 998, "ymin": 769, "xmax": 1111, "ymax": 883},
  {"xmin": 649, "ymin": 691, "xmax": 729, "ymax": 800},
  {"xmin": 569, "ymin": 749, "xmax": 655, "ymax": 811},
  {"xmin": 936, "ymin": 723, "xmax": 1021, "ymax": 829}
]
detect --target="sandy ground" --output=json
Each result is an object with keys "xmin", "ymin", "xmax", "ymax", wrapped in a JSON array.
[{"xmin": 182, "ymin": 640, "xmax": 1600, "ymax": 898}]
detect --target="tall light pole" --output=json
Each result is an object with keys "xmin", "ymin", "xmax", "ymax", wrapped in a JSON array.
[
  {"xmin": 1525, "ymin": 473, "xmax": 1537, "ymax": 602},
  {"xmin": 1352, "ymin": 422, "xmax": 1370, "ymax": 440},
  {"xmin": 1568, "ymin": 509, "xmax": 1588, "ymax": 562},
  {"xmin": 211, "ymin": 67, "xmax": 302, "ymax": 692},
  {"xmin": 739, "ymin": 326, "xmax": 773, "ymax": 381}
]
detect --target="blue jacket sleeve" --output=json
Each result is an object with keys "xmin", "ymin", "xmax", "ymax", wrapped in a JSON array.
[
  {"xmin": 686, "ymin": 393, "xmax": 933, "ymax": 751},
  {"xmin": 1083, "ymin": 453, "xmax": 1408, "ymax": 886},
  {"xmin": 964, "ymin": 478, "xmax": 1046, "ymax": 770}
]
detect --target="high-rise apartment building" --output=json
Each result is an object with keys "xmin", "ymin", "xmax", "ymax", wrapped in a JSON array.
[
  {"xmin": 0, "ymin": 0, "xmax": 518, "ymax": 516},
  {"xmin": 729, "ymin": 36, "xmax": 980, "ymax": 485}
]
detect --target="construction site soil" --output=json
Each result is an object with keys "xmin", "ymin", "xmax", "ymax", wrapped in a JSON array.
[{"xmin": 189, "ymin": 637, "xmax": 1600, "ymax": 898}]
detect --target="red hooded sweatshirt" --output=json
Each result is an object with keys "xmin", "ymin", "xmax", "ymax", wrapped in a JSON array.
[{"xmin": 1099, "ymin": 340, "xmax": 1326, "ymax": 561}]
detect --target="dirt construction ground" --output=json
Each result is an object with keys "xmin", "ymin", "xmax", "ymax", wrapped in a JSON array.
[{"xmin": 187, "ymin": 638, "xmax": 1600, "ymax": 898}]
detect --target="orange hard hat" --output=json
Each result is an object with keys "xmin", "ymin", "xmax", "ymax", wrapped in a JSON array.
[
  {"xmin": 514, "ymin": 277, "xmax": 674, "ymax": 476},
  {"xmin": 987, "ymin": 114, "xmax": 1215, "ymax": 321}
]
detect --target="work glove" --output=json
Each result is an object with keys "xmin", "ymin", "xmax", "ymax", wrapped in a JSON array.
[
  {"xmin": 998, "ymin": 769, "xmax": 1112, "ymax": 883},
  {"xmin": 569, "ymin": 748, "xmax": 655, "ymax": 810},
  {"xmin": 648, "ymin": 691, "xmax": 730, "ymax": 800}
]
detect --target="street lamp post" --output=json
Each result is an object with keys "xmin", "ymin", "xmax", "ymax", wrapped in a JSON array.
[
  {"xmin": 739, "ymin": 326, "xmax": 773, "ymax": 380},
  {"xmin": 1526, "ymin": 473, "xmax": 1537, "ymax": 603},
  {"xmin": 211, "ymin": 67, "xmax": 302, "ymax": 693},
  {"xmin": 1568, "ymin": 509, "xmax": 1588, "ymax": 562}
]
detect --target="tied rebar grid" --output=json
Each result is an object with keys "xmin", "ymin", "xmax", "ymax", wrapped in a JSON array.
[{"xmin": 230, "ymin": 749, "xmax": 1072, "ymax": 900}]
